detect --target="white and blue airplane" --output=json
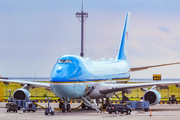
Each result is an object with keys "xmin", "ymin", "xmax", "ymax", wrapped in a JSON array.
[{"xmin": 1, "ymin": 12, "xmax": 180, "ymax": 112}]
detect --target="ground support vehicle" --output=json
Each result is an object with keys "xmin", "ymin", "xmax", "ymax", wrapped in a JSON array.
[
  {"xmin": 126, "ymin": 101, "xmax": 149, "ymax": 112},
  {"xmin": 45, "ymin": 100, "xmax": 54, "ymax": 115},
  {"xmin": 169, "ymin": 95, "xmax": 177, "ymax": 104},
  {"xmin": 22, "ymin": 101, "xmax": 37, "ymax": 113},
  {"xmin": 6, "ymin": 102, "xmax": 18, "ymax": 113},
  {"xmin": 13, "ymin": 100, "xmax": 37, "ymax": 110},
  {"xmin": 106, "ymin": 103, "xmax": 131, "ymax": 114},
  {"xmin": 45, "ymin": 107, "xmax": 54, "ymax": 115},
  {"xmin": 13, "ymin": 100, "xmax": 26, "ymax": 110}
]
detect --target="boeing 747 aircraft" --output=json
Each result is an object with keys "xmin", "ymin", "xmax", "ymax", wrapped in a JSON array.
[{"xmin": 1, "ymin": 12, "xmax": 180, "ymax": 112}]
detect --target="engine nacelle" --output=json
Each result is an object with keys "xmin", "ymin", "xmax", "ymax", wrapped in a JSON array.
[
  {"xmin": 143, "ymin": 89, "xmax": 161, "ymax": 106},
  {"xmin": 176, "ymin": 84, "xmax": 180, "ymax": 88},
  {"xmin": 141, "ymin": 88, "xmax": 148, "ymax": 92},
  {"xmin": 13, "ymin": 89, "xmax": 31, "ymax": 101}
]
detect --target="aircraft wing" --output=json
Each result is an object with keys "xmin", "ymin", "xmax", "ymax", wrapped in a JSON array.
[
  {"xmin": 0, "ymin": 79, "xmax": 50, "ymax": 90},
  {"xmin": 99, "ymin": 81, "xmax": 180, "ymax": 94},
  {"xmin": 130, "ymin": 62, "xmax": 180, "ymax": 72}
]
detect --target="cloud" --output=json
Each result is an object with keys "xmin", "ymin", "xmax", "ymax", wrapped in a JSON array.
[{"xmin": 158, "ymin": 26, "xmax": 171, "ymax": 33}]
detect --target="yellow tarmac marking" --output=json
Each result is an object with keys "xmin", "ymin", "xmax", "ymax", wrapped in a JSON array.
[{"xmin": 33, "ymin": 102, "xmax": 46, "ymax": 109}]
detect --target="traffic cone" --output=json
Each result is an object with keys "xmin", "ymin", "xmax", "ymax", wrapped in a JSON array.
[{"xmin": 149, "ymin": 109, "xmax": 152, "ymax": 116}]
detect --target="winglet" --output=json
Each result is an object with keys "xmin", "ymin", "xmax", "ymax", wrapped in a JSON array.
[{"xmin": 116, "ymin": 12, "xmax": 131, "ymax": 61}]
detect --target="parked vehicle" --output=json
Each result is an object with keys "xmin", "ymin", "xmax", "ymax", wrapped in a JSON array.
[
  {"xmin": 169, "ymin": 95, "xmax": 177, "ymax": 104},
  {"xmin": 7, "ymin": 102, "xmax": 18, "ymax": 113},
  {"xmin": 106, "ymin": 104, "xmax": 131, "ymax": 114},
  {"xmin": 126, "ymin": 101, "xmax": 149, "ymax": 112}
]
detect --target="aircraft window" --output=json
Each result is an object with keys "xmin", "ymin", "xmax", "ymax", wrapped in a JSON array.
[{"xmin": 58, "ymin": 59, "xmax": 72, "ymax": 64}]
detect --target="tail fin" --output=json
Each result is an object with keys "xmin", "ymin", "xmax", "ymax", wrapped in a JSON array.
[{"xmin": 116, "ymin": 12, "xmax": 130, "ymax": 61}]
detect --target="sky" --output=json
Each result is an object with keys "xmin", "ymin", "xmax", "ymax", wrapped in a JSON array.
[{"xmin": 0, "ymin": 0, "xmax": 180, "ymax": 78}]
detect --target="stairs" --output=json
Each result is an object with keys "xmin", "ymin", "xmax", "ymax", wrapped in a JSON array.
[{"xmin": 82, "ymin": 96, "xmax": 101, "ymax": 113}]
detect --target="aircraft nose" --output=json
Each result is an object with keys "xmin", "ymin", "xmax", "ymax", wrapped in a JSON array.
[
  {"xmin": 56, "ymin": 66, "xmax": 63, "ymax": 73},
  {"xmin": 51, "ymin": 65, "xmax": 64, "ymax": 82}
]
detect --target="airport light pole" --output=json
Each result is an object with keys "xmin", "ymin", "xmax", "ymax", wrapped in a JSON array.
[
  {"xmin": 6, "ymin": 85, "xmax": 7, "ymax": 97},
  {"xmin": 35, "ymin": 71, "xmax": 37, "ymax": 97},
  {"xmin": 137, "ymin": 89, "xmax": 138, "ymax": 98},
  {"xmin": 76, "ymin": 0, "xmax": 88, "ymax": 57},
  {"xmin": 7, "ymin": 90, "xmax": 11, "ymax": 101},
  {"xmin": 168, "ymin": 88, "xmax": 169, "ymax": 98}
]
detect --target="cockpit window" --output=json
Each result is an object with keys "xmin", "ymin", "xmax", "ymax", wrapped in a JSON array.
[{"xmin": 57, "ymin": 59, "xmax": 72, "ymax": 64}]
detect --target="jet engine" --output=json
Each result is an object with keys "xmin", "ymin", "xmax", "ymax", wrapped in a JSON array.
[
  {"xmin": 13, "ymin": 88, "xmax": 31, "ymax": 101},
  {"xmin": 143, "ymin": 89, "xmax": 161, "ymax": 106}
]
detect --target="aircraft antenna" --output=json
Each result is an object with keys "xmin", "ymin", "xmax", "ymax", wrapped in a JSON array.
[{"xmin": 76, "ymin": 0, "xmax": 88, "ymax": 57}]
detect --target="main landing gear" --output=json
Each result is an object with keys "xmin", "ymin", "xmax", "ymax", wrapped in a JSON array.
[
  {"xmin": 114, "ymin": 91, "xmax": 130, "ymax": 103},
  {"xmin": 121, "ymin": 91, "xmax": 130, "ymax": 102},
  {"xmin": 59, "ymin": 98, "xmax": 71, "ymax": 113},
  {"xmin": 101, "ymin": 98, "xmax": 110, "ymax": 110}
]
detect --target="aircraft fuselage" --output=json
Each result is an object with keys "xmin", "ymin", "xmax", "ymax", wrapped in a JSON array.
[{"xmin": 50, "ymin": 55, "xmax": 130, "ymax": 99}]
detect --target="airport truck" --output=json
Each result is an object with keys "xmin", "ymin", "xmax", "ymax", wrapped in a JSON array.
[{"xmin": 126, "ymin": 101, "xmax": 149, "ymax": 111}]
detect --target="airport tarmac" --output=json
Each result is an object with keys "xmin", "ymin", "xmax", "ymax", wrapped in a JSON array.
[{"xmin": 0, "ymin": 102, "xmax": 180, "ymax": 120}]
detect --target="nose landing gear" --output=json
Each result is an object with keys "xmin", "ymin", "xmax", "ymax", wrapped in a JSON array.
[{"xmin": 59, "ymin": 98, "xmax": 71, "ymax": 113}]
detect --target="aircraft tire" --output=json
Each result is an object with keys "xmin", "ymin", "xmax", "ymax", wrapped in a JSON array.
[
  {"xmin": 51, "ymin": 112, "xmax": 54, "ymax": 115},
  {"xmin": 67, "ymin": 104, "xmax": 71, "ymax": 112},
  {"xmin": 59, "ymin": 102, "xmax": 63, "ymax": 109},
  {"xmin": 62, "ymin": 104, "xmax": 65, "ymax": 113},
  {"xmin": 144, "ymin": 109, "xmax": 149, "ymax": 112},
  {"xmin": 115, "ymin": 111, "xmax": 119, "ymax": 114},
  {"xmin": 127, "ymin": 110, "xmax": 131, "ymax": 115},
  {"xmin": 81, "ymin": 103, "xmax": 86, "ymax": 109}
]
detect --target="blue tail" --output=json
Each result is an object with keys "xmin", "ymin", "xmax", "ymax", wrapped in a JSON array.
[{"xmin": 116, "ymin": 12, "xmax": 130, "ymax": 61}]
